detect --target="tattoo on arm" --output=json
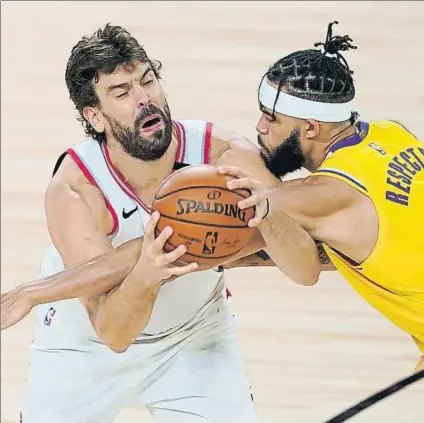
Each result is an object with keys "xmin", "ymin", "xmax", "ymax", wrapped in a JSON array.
[{"xmin": 315, "ymin": 241, "xmax": 330, "ymax": 265}]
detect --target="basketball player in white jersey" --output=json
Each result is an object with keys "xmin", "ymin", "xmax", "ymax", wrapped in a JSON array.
[
  {"xmin": 1, "ymin": 24, "xmax": 321, "ymax": 422},
  {"xmin": 5, "ymin": 23, "xmax": 283, "ymax": 423}
]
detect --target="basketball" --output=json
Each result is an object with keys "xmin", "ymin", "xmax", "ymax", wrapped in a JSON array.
[{"xmin": 151, "ymin": 164, "xmax": 256, "ymax": 266}]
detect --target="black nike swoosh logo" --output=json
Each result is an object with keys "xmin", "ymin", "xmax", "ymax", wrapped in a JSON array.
[{"xmin": 122, "ymin": 206, "xmax": 138, "ymax": 219}]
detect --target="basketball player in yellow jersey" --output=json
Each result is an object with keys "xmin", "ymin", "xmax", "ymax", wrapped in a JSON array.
[
  {"xmin": 217, "ymin": 22, "xmax": 424, "ymax": 370},
  {"xmin": 1, "ymin": 22, "xmax": 422, "ymax": 373}
]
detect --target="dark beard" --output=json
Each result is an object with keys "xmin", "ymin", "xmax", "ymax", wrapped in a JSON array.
[
  {"xmin": 258, "ymin": 129, "xmax": 305, "ymax": 179},
  {"xmin": 104, "ymin": 102, "xmax": 173, "ymax": 161}
]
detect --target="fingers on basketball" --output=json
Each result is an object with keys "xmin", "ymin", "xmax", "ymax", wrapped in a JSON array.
[
  {"xmin": 153, "ymin": 226, "xmax": 174, "ymax": 253},
  {"xmin": 170, "ymin": 261, "xmax": 199, "ymax": 277},
  {"xmin": 248, "ymin": 215, "xmax": 263, "ymax": 228},
  {"xmin": 144, "ymin": 211, "xmax": 160, "ymax": 242},
  {"xmin": 239, "ymin": 192, "xmax": 263, "ymax": 209},
  {"xmin": 164, "ymin": 244, "xmax": 188, "ymax": 264},
  {"xmin": 217, "ymin": 165, "xmax": 243, "ymax": 178},
  {"xmin": 228, "ymin": 177, "xmax": 260, "ymax": 192},
  {"xmin": 151, "ymin": 165, "xmax": 256, "ymax": 267}
]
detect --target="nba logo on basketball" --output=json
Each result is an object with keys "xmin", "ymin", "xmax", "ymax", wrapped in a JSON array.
[
  {"xmin": 44, "ymin": 307, "xmax": 56, "ymax": 326},
  {"xmin": 203, "ymin": 232, "xmax": 218, "ymax": 254}
]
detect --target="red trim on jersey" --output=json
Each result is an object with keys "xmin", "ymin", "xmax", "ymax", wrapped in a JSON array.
[
  {"xmin": 178, "ymin": 121, "xmax": 187, "ymax": 162},
  {"xmin": 173, "ymin": 120, "xmax": 187, "ymax": 163},
  {"xmin": 173, "ymin": 121, "xmax": 182, "ymax": 162},
  {"xmin": 226, "ymin": 287, "xmax": 232, "ymax": 299},
  {"xmin": 100, "ymin": 143, "xmax": 151, "ymax": 213},
  {"xmin": 67, "ymin": 148, "xmax": 119, "ymax": 236},
  {"xmin": 204, "ymin": 122, "xmax": 213, "ymax": 164}
]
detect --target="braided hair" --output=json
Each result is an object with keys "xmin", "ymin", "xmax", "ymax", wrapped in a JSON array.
[{"xmin": 262, "ymin": 22, "xmax": 358, "ymax": 121}]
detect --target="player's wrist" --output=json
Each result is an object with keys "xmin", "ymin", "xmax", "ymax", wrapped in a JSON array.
[
  {"xmin": 18, "ymin": 283, "xmax": 39, "ymax": 308},
  {"xmin": 261, "ymin": 198, "xmax": 270, "ymax": 220},
  {"xmin": 265, "ymin": 177, "xmax": 282, "ymax": 190},
  {"xmin": 126, "ymin": 273, "xmax": 160, "ymax": 290},
  {"xmin": 142, "ymin": 274, "xmax": 165, "ymax": 289}
]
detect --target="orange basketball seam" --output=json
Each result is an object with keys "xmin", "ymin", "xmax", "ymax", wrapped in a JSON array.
[
  {"xmin": 153, "ymin": 185, "xmax": 252, "ymax": 202},
  {"xmin": 156, "ymin": 213, "xmax": 253, "ymax": 229}
]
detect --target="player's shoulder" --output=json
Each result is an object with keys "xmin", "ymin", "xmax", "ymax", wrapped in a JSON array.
[
  {"xmin": 174, "ymin": 118, "xmax": 258, "ymax": 162},
  {"xmin": 173, "ymin": 118, "xmax": 210, "ymax": 136},
  {"xmin": 51, "ymin": 149, "xmax": 86, "ymax": 186},
  {"xmin": 47, "ymin": 141, "xmax": 103, "ymax": 205},
  {"xmin": 370, "ymin": 119, "xmax": 411, "ymax": 131},
  {"xmin": 174, "ymin": 118, "xmax": 253, "ymax": 147},
  {"xmin": 209, "ymin": 124, "xmax": 259, "ymax": 163},
  {"xmin": 369, "ymin": 119, "xmax": 420, "ymax": 140},
  {"xmin": 51, "ymin": 139, "xmax": 102, "ymax": 183}
]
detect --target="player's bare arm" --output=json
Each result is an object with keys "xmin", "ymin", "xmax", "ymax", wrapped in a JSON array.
[
  {"xmin": 211, "ymin": 128, "xmax": 334, "ymax": 278},
  {"xmin": 217, "ymin": 165, "xmax": 332, "ymax": 284},
  {"xmin": 0, "ymin": 236, "xmax": 141, "ymax": 330},
  {"xmin": 209, "ymin": 125, "xmax": 282, "ymax": 189},
  {"xmin": 0, "ymin": 210, "xmax": 267, "ymax": 333},
  {"xmin": 1, "ymin": 124, "xmax": 316, "ymax": 332},
  {"xmin": 206, "ymin": 126, "xmax": 280, "ymax": 269},
  {"xmin": 314, "ymin": 241, "xmax": 334, "ymax": 270},
  {"xmin": 0, "ymin": 130, "xmax": 273, "ymax": 332},
  {"xmin": 0, "ymin": 126, "xmax": 278, "ymax": 331},
  {"xmin": 220, "ymin": 166, "xmax": 380, "ymax": 283},
  {"xmin": 43, "ymin": 156, "xmax": 197, "ymax": 352},
  {"xmin": 227, "ymin": 239, "xmax": 333, "ymax": 270},
  {"xmin": 263, "ymin": 175, "xmax": 378, "ymax": 266}
]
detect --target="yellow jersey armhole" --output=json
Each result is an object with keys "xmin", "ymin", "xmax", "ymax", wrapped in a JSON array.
[
  {"xmin": 313, "ymin": 167, "xmax": 369, "ymax": 197},
  {"xmin": 322, "ymin": 243, "xmax": 363, "ymax": 271}
]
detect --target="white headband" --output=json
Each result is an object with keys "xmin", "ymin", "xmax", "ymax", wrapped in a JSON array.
[{"xmin": 258, "ymin": 78, "xmax": 355, "ymax": 123}]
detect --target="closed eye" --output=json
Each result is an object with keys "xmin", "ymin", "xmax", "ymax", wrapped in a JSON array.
[
  {"xmin": 142, "ymin": 79, "xmax": 154, "ymax": 87},
  {"xmin": 116, "ymin": 92, "xmax": 128, "ymax": 99},
  {"xmin": 264, "ymin": 113, "xmax": 276, "ymax": 123},
  {"xmin": 259, "ymin": 106, "xmax": 276, "ymax": 123}
]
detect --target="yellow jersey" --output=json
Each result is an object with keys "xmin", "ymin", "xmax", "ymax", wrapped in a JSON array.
[{"xmin": 313, "ymin": 120, "xmax": 424, "ymax": 353}]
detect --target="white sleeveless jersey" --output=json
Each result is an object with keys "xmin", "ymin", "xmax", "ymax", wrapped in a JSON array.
[{"xmin": 33, "ymin": 119, "xmax": 226, "ymax": 349}]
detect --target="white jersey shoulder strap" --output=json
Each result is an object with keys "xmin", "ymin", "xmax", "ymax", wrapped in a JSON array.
[
  {"xmin": 54, "ymin": 120, "xmax": 214, "ymax": 234},
  {"xmin": 173, "ymin": 119, "xmax": 213, "ymax": 166},
  {"xmin": 66, "ymin": 140, "xmax": 141, "ymax": 237}
]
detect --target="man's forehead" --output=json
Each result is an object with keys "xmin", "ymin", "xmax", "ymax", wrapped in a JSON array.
[{"xmin": 98, "ymin": 61, "xmax": 151, "ymax": 84}]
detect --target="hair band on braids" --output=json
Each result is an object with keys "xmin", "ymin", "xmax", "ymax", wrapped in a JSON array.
[
  {"xmin": 258, "ymin": 21, "xmax": 358, "ymax": 122},
  {"xmin": 258, "ymin": 78, "xmax": 355, "ymax": 122}
]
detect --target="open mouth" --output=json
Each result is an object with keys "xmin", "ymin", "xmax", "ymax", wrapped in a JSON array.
[{"xmin": 140, "ymin": 114, "xmax": 163, "ymax": 131}]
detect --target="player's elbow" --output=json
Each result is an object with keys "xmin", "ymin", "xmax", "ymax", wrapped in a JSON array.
[
  {"xmin": 296, "ymin": 272, "xmax": 319, "ymax": 286},
  {"xmin": 99, "ymin": 331, "xmax": 133, "ymax": 353},
  {"xmin": 272, "ymin": 258, "xmax": 320, "ymax": 286},
  {"xmin": 107, "ymin": 341, "xmax": 131, "ymax": 354},
  {"xmin": 286, "ymin": 266, "xmax": 320, "ymax": 286},
  {"xmin": 94, "ymin": 321, "xmax": 135, "ymax": 353}
]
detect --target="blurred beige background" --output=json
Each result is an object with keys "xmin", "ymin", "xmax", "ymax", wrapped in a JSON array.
[{"xmin": 1, "ymin": 1, "xmax": 423, "ymax": 422}]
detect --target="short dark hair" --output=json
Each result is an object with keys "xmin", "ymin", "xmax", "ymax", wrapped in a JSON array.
[
  {"xmin": 263, "ymin": 22, "xmax": 358, "ymax": 122},
  {"xmin": 65, "ymin": 23, "xmax": 163, "ymax": 142}
]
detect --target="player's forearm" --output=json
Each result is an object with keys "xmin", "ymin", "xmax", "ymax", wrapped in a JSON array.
[
  {"xmin": 258, "ymin": 192, "xmax": 321, "ymax": 285},
  {"xmin": 91, "ymin": 260, "xmax": 163, "ymax": 353},
  {"xmin": 92, "ymin": 283, "xmax": 161, "ymax": 353},
  {"xmin": 216, "ymin": 229, "xmax": 275, "ymax": 270},
  {"xmin": 24, "ymin": 238, "xmax": 143, "ymax": 306}
]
